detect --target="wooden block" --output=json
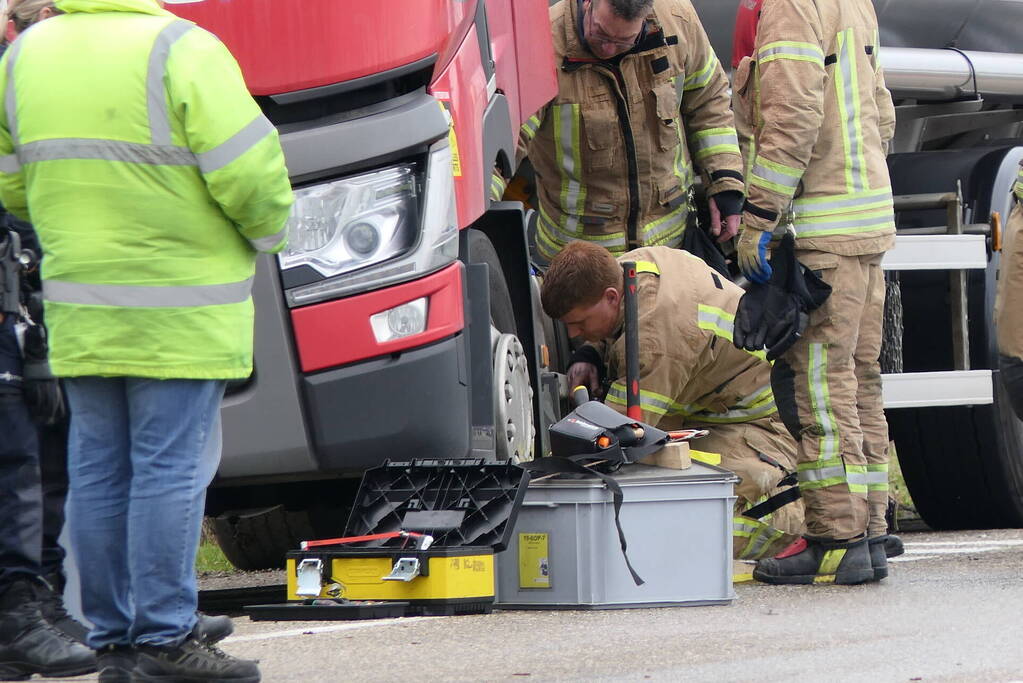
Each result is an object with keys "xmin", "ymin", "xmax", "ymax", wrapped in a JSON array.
[{"xmin": 639, "ymin": 441, "xmax": 692, "ymax": 470}]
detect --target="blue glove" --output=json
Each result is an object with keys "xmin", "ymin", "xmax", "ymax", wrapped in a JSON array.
[{"xmin": 737, "ymin": 227, "xmax": 773, "ymax": 284}]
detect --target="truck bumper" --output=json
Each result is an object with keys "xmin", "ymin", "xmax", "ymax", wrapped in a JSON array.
[{"xmin": 302, "ymin": 334, "xmax": 470, "ymax": 472}]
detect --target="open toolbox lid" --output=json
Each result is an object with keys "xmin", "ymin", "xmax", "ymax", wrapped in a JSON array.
[{"xmin": 343, "ymin": 459, "xmax": 530, "ymax": 553}]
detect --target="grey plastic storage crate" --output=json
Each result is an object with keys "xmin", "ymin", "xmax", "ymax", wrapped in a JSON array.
[{"xmin": 496, "ymin": 462, "xmax": 738, "ymax": 609}]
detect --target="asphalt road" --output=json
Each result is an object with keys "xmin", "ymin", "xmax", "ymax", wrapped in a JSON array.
[{"xmin": 63, "ymin": 529, "xmax": 1023, "ymax": 682}]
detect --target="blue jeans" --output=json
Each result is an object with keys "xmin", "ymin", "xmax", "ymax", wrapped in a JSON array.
[{"xmin": 64, "ymin": 377, "xmax": 225, "ymax": 648}]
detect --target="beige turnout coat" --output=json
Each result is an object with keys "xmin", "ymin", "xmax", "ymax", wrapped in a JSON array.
[
  {"xmin": 521, "ymin": 0, "xmax": 744, "ymax": 260},
  {"xmin": 735, "ymin": 0, "xmax": 896, "ymax": 256}
]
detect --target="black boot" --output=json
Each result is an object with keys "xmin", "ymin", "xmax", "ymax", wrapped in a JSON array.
[
  {"xmin": 193, "ymin": 613, "xmax": 233, "ymax": 645},
  {"xmin": 134, "ymin": 637, "xmax": 259, "ymax": 683},
  {"xmin": 0, "ymin": 580, "xmax": 96, "ymax": 680},
  {"xmin": 882, "ymin": 534, "xmax": 905, "ymax": 558},
  {"xmin": 96, "ymin": 644, "xmax": 135, "ymax": 683},
  {"xmin": 754, "ymin": 536, "xmax": 875, "ymax": 585},
  {"xmin": 868, "ymin": 536, "xmax": 888, "ymax": 581},
  {"xmin": 36, "ymin": 572, "xmax": 90, "ymax": 644}
]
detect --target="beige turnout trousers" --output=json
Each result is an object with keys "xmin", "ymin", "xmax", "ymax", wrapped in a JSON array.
[{"xmin": 771, "ymin": 249, "xmax": 889, "ymax": 540}]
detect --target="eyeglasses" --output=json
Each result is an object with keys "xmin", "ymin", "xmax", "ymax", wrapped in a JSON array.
[{"xmin": 584, "ymin": 3, "xmax": 644, "ymax": 50}]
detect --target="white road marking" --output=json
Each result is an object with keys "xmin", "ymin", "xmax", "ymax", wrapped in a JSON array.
[
  {"xmin": 223, "ymin": 617, "xmax": 432, "ymax": 644},
  {"xmin": 890, "ymin": 539, "xmax": 1023, "ymax": 562}
]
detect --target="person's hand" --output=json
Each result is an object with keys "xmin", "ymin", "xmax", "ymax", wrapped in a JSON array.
[
  {"xmin": 736, "ymin": 227, "xmax": 773, "ymax": 283},
  {"xmin": 708, "ymin": 196, "xmax": 742, "ymax": 243},
  {"xmin": 567, "ymin": 361, "xmax": 599, "ymax": 394}
]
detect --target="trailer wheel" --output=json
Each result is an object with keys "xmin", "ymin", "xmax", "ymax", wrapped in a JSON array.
[
  {"xmin": 885, "ymin": 147, "xmax": 1023, "ymax": 529},
  {"xmin": 209, "ymin": 506, "xmax": 317, "ymax": 571}
]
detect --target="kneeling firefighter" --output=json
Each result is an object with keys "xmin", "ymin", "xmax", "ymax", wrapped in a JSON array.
[
  {"xmin": 997, "ymin": 159, "xmax": 1023, "ymax": 420},
  {"xmin": 540, "ymin": 240, "xmax": 804, "ymax": 560}
]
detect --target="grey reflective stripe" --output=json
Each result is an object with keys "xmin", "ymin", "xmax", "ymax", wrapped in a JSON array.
[
  {"xmin": 43, "ymin": 277, "xmax": 253, "ymax": 308},
  {"xmin": 863, "ymin": 471, "xmax": 888, "ymax": 485},
  {"xmin": 0, "ymin": 153, "xmax": 20, "ymax": 173},
  {"xmin": 846, "ymin": 471, "xmax": 872, "ymax": 487},
  {"xmin": 607, "ymin": 383, "xmax": 675, "ymax": 416},
  {"xmin": 197, "ymin": 115, "xmax": 274, "ymax": 174},
  {"xmin": 808, "ymin": 343, "xmax": 839, "ymax": 459},
  {"xmin": 4, "ymin": 37, "xmax": 24, "ymax": 144},
  {"xmin": 794, "ymin": 190, "xmax": 893, "ymax": 215},
  {"xmin": 538, "ymin": 208, "xmax": 626, "ymax": 250},
  {"xmin": 836, "ymin": 29, "xmax": 866, "ymax": 193},
  {"xmin": 148, "ymin": 20, "xmax": 195, "ymax": 146},
  {"xmin": 697, "ymin": 307, "xmax": 735, "ymax": 337},
  {"xmin": 18, "ymin": 138, "xmax": 196, "ymax": 166},
  {"xmin": 752, "ymin": 162, "xmax": 800, "ymax": 192},
  {"xmin": 696, "ymin": 132, "xmax": 739, "ymax": 152},
  {"xmin": 248, "ymin": 227, "xmax": 287, "ymax": 252},
  {"xmin": 794, "ymin": 211, "xmax": 895, "ymax": 235},
  {"xmin": 798, "ymin": 464, "xmax": 845, "ymax": 483}
]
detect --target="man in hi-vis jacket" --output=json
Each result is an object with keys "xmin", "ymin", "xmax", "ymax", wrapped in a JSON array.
[
  {"xmin": 734, "ymin": 0, "xmax": 898, "ymax": 585},
  {"xmin": 520, "ymin": 0, "xmax": 746, "ymax": 262}
]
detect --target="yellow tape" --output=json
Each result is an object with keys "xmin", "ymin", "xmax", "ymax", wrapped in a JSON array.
[{"xmin": 689, "ymin": 449, "xmax": 722, "ymax": 466}]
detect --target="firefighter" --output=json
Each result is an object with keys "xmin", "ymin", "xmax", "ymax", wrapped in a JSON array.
[
  {"xmin": 541, "ymin": 240, "xmax": 805, "ymax": 561},
  {"xmin": 0, "ymin": 0, "xmax": 293, "ymax": 680},
  {"xmin": 519, "ymin": 0, "xmax": 746, "ymax": 263},
  {"xmin": 734, "ymin": 0, "xmax": 898, "ymax": 585},
  {"xmin": 997, "ymin": 159, "xmax": 1023, "ymax": 419}
]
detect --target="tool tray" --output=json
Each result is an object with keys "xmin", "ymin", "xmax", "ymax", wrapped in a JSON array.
[{"xmin": 281, "ymin": 459, "xmax": 529, "ymax": 617}]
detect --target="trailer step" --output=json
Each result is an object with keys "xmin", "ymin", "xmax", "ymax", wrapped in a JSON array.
[
  {"xmin": 882, "ymin": 370, "xmax": 993, "ymax": 409},
  {"xmin": 882, "ymin": 235, "xmax": 987, "ymax": 271}
]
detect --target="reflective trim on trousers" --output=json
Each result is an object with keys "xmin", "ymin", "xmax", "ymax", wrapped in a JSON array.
[
  {"xmin": 692, "ymin": 127, "xmax": 740, "ymax": 162},
  {"xmin": 865, "ymin": 463, "xmax": 889, "ymax": 492},
  {"xmin": 757, "ymin": 41, "xmax": 825, "ymax": 67},
  {"xmin": 683, "ymin": 53, "xmax": 718, "ymax": 92},
  {"xmin": 794, "ymin": 187, "xmax": 893, "ymax": 218},
  {"xmin": 750, "ymin": 156, "xmax": 801, "ymax": 197},
  {"xmin": 43, "ymin": 277, "xmax": 254, "ymax": 308},
  {"xmin": 734, "ymin": 517, "xmax": 786, "ymax": 560},
  {"xmin": 835, "ymin": 29, "xmax": 868, "ymax": 194},
  {"xmin": 697, "ymin": 304, "xmax": 769, "ymax": 362},
  {"xmin": 797, "ymin": 456, "xmax": 847, "ymax": 491},
  {"xmin": 808, "ymin": 343, "xmax": 840, "ymax": 460},
  {"xmin": 148, "ymin": 20, "xmax": 196, "ymax": 146},
  {"xmin": 793, "ymin": 209, "xmax": 895, "ymax": 238},
  {"xmin": 490, "ymin": 171, "xmax": 507, "ymax": 202}
]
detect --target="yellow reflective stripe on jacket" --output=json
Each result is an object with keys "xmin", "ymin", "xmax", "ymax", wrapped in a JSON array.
[
  {"xmin": 757, "ymin": 41, "xmax": 826, "ymax": 67},
  {"xmin": 606, "ymin": 383, "xmax": 677, "ymax": 416},
  {"xmin": 553, "ymin": 104, "xmax": 586, "ymax": 235},
  {"xmin": 792, "ymin": 207, "xmax": 896, "ymax": 237},
  {"xmin": 692, "ymin": 127, "xmax": 740, "ymax": 162},
  {"xmin": 794, "ymin": 187, "xmax": 893, "ymax": 218},
  {"xmin": 835, "ymin": 28, "xmax": 869, "ymax": 194},
  {"xmin": 696, "ymin": 304, "xmax": 768, "ymax": 362},
  {"xmin": 490, "ymin": 171, "xmax": 507, "ymax": 202},
  {"xmin": 520, "ymin": 113, "xmax": 543, "ymax": 143},
  {"xmin": 750, "ymin": 155, "xmax": 802, "ymax": 197},
  {"xmin": 683, "ymin": 53, "xmax": 718, "ymax": 92},
  {"xmin": 641, "ymin": 203, "xmax": 688, "ymax": 247},
  {"xmin": 691, "ymin": 384, "xmax": 777, "ymax": 424}
]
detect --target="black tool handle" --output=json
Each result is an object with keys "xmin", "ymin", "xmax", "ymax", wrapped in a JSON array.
[{"xmin": 621, "ymin": 261, "xmax": 641, "ymax": 420}]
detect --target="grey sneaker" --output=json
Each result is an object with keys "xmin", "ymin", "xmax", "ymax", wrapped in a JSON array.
[
  {"xmin": 192, "ymin": 613, "xmax": 233, "ymax": 645},
  {"xmin": 134, "ymin": 638, "xmax": 259, "ymax": 683}
]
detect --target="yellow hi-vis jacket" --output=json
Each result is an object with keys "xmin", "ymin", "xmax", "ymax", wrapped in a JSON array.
[
  {"xmin": 735, "ymin": 0, "xmax": 897, "ymax": 256},
  {"xmin": 521, "ymin": 0, "xmax": 745, "ymax": 261},
  {"xmin": 0, "ymin": 0, "xmax": 294, "ymax": 379}
]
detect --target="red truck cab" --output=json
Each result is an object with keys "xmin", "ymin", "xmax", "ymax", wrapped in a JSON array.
[{"xmin": 168, "ymin": 0, "xmax": 557, "ymax": 567}]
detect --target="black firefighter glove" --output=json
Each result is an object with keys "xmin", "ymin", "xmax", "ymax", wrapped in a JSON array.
[
  {"xmin": 734, "ymin": 233, "xmax": 832, "ymax": 360},
  {"xmin": 21, "ymin": 321, "xmax": 65, "ymax": 425}
]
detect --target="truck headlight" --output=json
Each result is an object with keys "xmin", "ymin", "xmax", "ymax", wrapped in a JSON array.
[
  {"xmin": 279, "ymin": 165, "xmax": 417, "ymax": 278},
  {"xmin": 283, "ymin": 140, "xmax": 459, "ymax": 307}
]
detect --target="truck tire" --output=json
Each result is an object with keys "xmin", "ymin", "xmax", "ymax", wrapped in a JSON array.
[
  {"xmin": 209, "ymin": 506, "xmax": 317, "ymax": 570},
  {"xmin": 885, "ymin": 147, "xmax": 1023, "ymax": 529},
  {"xmin": 879, "ymin": 272, "xmax": 904, "ymax": 374},
  {"xmin": 467, "ymin": 229, "xmax": 535, "ymax": 462}
]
